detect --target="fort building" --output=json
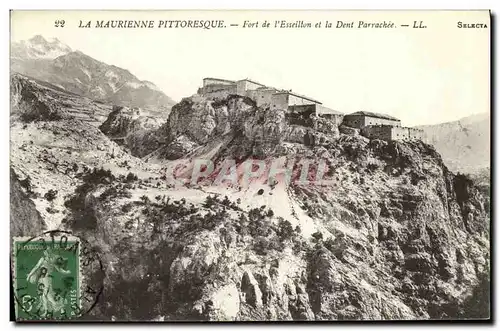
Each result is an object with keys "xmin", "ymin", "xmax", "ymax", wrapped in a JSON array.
[
  {"xmin": 236, "ymin": 79, "xmax": 267, "ymax": 95},
  {"xmin": 342, "ymin": 111, "xmax": 423, "ymax": 141},
  {"xmin": 199, "ymin": 78, "xmax": 237, "ymax": 94},
  {"xmin": 199, "ymin": 77, "xmax": 424, "ymax": 142},
  {"xmin": 342, "ymin": 111, "xmax": 401, "ymax": 128},
  {"xmin": 199, "ymin": 77, "xmax": 339, "ymax": 118}
]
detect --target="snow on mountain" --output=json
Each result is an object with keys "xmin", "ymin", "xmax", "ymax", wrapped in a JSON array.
[{"xmin": 11, "ymin": 35, "xmax": 72, "ymax": 60}]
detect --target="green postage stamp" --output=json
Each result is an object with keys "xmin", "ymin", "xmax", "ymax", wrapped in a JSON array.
[
  {"xmin": 12, "ymin": 231, "xmax": 103, "ymax": 321},
  {"xmin": 13, "ymin": 234, "xmax": 80, "ymax": 320}
]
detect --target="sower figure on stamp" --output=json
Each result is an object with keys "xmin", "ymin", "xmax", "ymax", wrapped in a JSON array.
[{"xmin": 26, "ymin": 250, "xmax": 72, "ymax": 316}]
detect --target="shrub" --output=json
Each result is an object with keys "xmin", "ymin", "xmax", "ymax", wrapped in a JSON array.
[
  {"xmin": 253, "ymin": 236, "xmax": 283, "ymax": 255},
  {"xmin": 367, "ymin": 163, "xmax": 378, "ymax": 172},
  {"xmin": 203, "ymin": 195, "xmax": 217, "ymax": 208},
  {"xmin": 46, "ymin": 207, "xmax": 58, "ymax": 214},
  {"xmin": 323, "ymin": 237, "xmax": 336, "ymax": 253},
  {"xmin": 100, "ymin": 186, "xmax": 131, "ymax": 201},
  {"xmin": 140, "ymin": 195, "xmax": 150, "ymax": 204},
  {"xmin": 126, "ymin": 172, "xmax": 138, "ymax": 182},
  {"xmin": 121, "ymin": 203, "xmax": 133, "ymax": 213},
  {"xmin": 86, "ymin": 167, "xmax": 115, "ymax": 184},
  {"xmin": 277, "ymin": 219, "xmax": 294, "ymax": 241},
  {"xmin": 44, "ymin": 189, "xmax": 58, "ymax": 202},
  {"xmin": 63, "ymin": 167, "xmax": 117, "ymax": 231},
  {"xmin": 312, "ymin": 231, "xmax": 323, "ymax": 242}
]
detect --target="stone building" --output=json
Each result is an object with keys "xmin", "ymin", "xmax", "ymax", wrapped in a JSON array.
[
  {"xmin": 342, "ymin": 111, "xmax": 424, "ymax": 141},
  {"xmin": 236, "ymin": 79, "xmax": 267, "ymax": 95},
  {"xmin": 342, "ymin": 111, "xmax": 401, "ymax": 129},
  {"xmin": 199, "ymin": 77, "xmax": 334, "ymax": 117},
  {"xmin": 199, "ymin": 77, "xmax": 423, "ymax": 142},
  {"xmin": 198, "ymin": 77, "xmax": 237, "ymax": 94},
  {"xmin": 247, "ymin": 87, "xmax": 280, "ymax": 107},
  {"xmin": 361, "ymin": 125, "xmax": 424, "ymax": 141}
]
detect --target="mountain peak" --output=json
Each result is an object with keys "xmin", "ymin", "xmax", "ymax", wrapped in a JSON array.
[
  {"xmin": 29, "ymin": 34, "xmax": 47, "ymax": 44},
  {"xmin": 12, "ymin": 37, "xmax": 176, "ymax": 109},
  {"xmin": 13, "ymin": 35, "xmax": 72, "ymax": 60}
]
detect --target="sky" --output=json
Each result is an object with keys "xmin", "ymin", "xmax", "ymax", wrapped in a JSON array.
[{"xmin": 11, "ymin": 10, "xmax": 490, "ymax": 126}]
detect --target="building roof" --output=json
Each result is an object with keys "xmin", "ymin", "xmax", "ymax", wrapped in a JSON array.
[
  {"xmin": 346, "ymin": 111, "xmax": 400, "ymax": 121},
  {"xmin": 203, "ymin": 77, "xmax": 235, "ymax": 84},
  {"xmin": 237, "ymin": 78, "xmax": 267, "ymax": 87},
  {"xmin": 316, "ymin": 105, "xmax": 343, "ymax": 115},
  {"xmin": 255, "ymin": 86, "xmax": 277, "ymax": 91},
  {"xmin": 274, "ymin": 91, "xmax": 322, "ymax": 105}
]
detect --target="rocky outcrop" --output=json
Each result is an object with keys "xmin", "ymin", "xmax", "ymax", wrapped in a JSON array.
[
  {"xmin": 156, "ymin": 94, "xmax": 343, "ymax": 159},
  {"xmin": 99, "ymin": 105, "xmax": 164, "ymax": 157},
  {"xmin": 10, "ymin": 168, "xmax": 45, "ymax": 237},
  {"xmin": 11, "ymin": 74, "xmax": 64, "ymax": 122}
]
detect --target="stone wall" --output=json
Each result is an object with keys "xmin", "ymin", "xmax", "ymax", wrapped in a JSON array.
[
  {"xmin": 408, "ymin": 127, "xmax": 425, "ymax": 140},
  {"xmin": 271, "ymin": 93, "xmax": 289, "ymax": 111},
  {"xmin": 361, "ymin": 125, "xmax": 393, "ymax": 140},
  {"xmin": 246, "ymin": 88, "xmax": 278, "ymax": 107},
  {"xmin": 236, "ymin": 80, "xmax": 266, "ymax": 95},
  {"xmin": 361, "ymin": 125, "xmax": 424, "ymax": 141},
  {"xmin": 271, "ymin": 92, "xmax": 319, "ymax": 110},
  {"xmin": 392, "ymin": 126, "xmax": 410, "ymax": 140},
  {"xmin": 343, "ymin": 115, "xmax": 401, "ymax": 129}
]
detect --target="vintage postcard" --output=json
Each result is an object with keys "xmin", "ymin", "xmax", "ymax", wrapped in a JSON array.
[{"xmin": 10, "ymin": 10, "xmax": 490, "ymax": 321}]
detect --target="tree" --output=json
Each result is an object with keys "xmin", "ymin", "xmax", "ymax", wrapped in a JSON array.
[
  {"xmin": 126, "ymin": 172, "xmax": 138, "ymax": 182},
  {"xmin": 312, "ymin": 231, "xmax": 323, "ymax": 242},
  {"xmin": 140, "ymin": 195, "xmax": 150, "ymax": 204},
  {"xmin": 277, "ymin": 220, "xmax": 294, "ymax": 241}
]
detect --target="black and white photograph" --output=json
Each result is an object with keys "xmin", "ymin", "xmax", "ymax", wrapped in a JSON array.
[{"xmin": 8, "ymin": 9, "xmax": 491, "ymax": 322}]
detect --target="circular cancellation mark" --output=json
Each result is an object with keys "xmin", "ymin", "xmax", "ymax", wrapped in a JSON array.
[{"xmin": 13, "ymin": 230, "xmax": 105, "ymax": 321}]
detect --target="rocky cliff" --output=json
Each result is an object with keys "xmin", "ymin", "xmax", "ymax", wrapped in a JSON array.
[
  {"xmin": 62, "ymin": 93, "xmax": 491, "ymax": 321},
  {"xmin": 142, "ymin": 93, "xmax": 340, "ymax": 161},
  {"xmin": 99, "ymin": 105, "xmax": 165, "ymax": 157},
  {"xmin": 10, "ymin": 168, "xmax": 45, "ymax": 238}
]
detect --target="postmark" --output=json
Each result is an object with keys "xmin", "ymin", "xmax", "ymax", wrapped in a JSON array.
[{"xmin": 12, "ymin": 230, "xmax": 105, "ymax": 321}]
